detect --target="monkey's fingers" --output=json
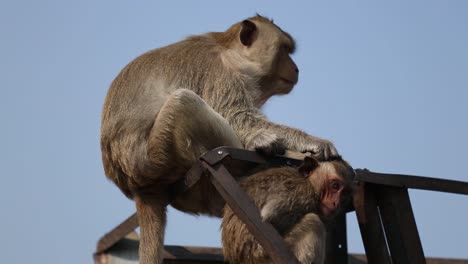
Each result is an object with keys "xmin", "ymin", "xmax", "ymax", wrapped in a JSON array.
[
  {"xmin": 255, "ymin": 138, "xmax": 286, "ymax": 157},
  {"xmin": 306, "ymin": 141, "xmax": 339, "ymax": 161},
  {"xmin": 324, "ymin": 143, "xmax": 340, "ymax": 160},
  {"xmin": 284, "ymin": 150, "xmax": 311, "ymax": 160}
]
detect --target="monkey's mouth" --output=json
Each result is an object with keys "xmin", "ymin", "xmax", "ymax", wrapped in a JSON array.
[
  {"xmin": 280, "ymin": 77, "xmax": 296, "ymax": 85},
  {"xmin": 320, "ymin": 205, "xmax": 334, "ymax": 217}
]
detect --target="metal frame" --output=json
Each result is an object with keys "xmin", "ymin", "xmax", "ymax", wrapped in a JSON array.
[
  {"xmin": 354, "ymin": 169, "xmax": 468, "ymax": 264},
  {"xmin": 94, "ymin": 147, "xmax": 468, "ymax": 264}
]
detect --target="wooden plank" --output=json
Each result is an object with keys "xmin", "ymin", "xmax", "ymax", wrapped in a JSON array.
[
  {"xmin": 377, "ymin": 186, "xmax": 426, "ymax": 264},
  {"xmin": 425, "ymin": 258, "xmax": 468, "ymax": 264},
  {"xmin": 95, "ymin": 238, "xmax": 227, "ymax": 264},
  {"xmin": 96, "ymin": 213, "xmax": 139, "ymax": 254},
  {"xmin": 347, "ymin": 255, "xmax": 468, "ymax": 264},
  {"xmin": 96, "ymin": 241, "xmax": 468, "ymax": 264},
  {"xmin": 355, "ymin": 169, "xmax": 468, "ymax": 195},
  {"xmin": 353, "ymin": 182, "xmax": 392, "ymax": 264},
  {"xmin": 163, "ymin": 246, "xmax": 225, "ymax": 262},
  {"xmin": 349, "ymin": 255, "xmax": 367, "ymax": 264},
  {"xmin": 201, "ymin": 161, "xmax": 301, "ymax": 264}
]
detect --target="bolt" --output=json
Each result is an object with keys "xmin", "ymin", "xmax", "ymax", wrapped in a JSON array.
[{"xmin": 217, "ymin": 151, "xmax": 223, "ymax": 155}]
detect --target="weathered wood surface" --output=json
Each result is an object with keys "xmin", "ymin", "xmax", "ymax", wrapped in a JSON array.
[
  {"xmin": 94, "ymin": 238, "xmax": 468, "ymax": 264},
  {"xmin": 96, "ymin": 214, "xmax": 138, "ymax": 255}
]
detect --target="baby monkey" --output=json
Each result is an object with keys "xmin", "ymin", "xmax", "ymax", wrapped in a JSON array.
[{"xmin": 222, "ymin": 156, "xmax": 354, "ymax": 264}]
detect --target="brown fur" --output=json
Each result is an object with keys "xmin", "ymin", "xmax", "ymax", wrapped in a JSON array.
[
  {"xmin": 221, "ymin": 157, "xmax": 353, "ymax": 264},
  {"xmin": 101, "ymin": 15, "xmax": 338, "ymax": 264}
]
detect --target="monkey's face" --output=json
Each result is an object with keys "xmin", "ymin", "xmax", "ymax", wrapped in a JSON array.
[
  {"xmin": 271, "ymin": 47, "xmax": 299, "ymax": 95},
  {"xmin": 258, "ymin": 23, "xmax": 299, "ymax": 96},
  {"xmin": 306, "ymin": 161, "xmax": 352, "ymax": 218},
  {"xmin": 236, "ymin": 17, "xmax": 299, "ymax": 103},
  {"xmin": 319, "ymin": 174, "xmax": 349, "ymax": 217}
]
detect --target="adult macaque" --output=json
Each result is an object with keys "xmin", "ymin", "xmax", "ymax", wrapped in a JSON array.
[
  {"xmin": 101, "ymin": 15, "xmax": 338, "ymax": 264},
  {"xmin": 222, "ymin": 156, "xmax": 354, "ymax": 264}
]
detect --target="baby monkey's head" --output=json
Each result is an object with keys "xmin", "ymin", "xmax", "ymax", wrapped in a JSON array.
[{"xmin": 299, "ymin": 156, "xmax": 354, "ymax": 219}]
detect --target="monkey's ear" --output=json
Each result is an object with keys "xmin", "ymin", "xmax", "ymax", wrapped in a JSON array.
[
  {"xmin": 240, "ymin": 20, "xmax": 257, "ymax": 46},
  {"xmin": 298, "ymin": 156, "xmax": 319, "ymax": 177}
]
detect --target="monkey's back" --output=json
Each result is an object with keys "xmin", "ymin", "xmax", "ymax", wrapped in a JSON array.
[
  {"xmin": 221, "ymin": 167, "xmax": 318, "ymax": 264},
  {"xmin": 100, "ymin": 34, "xmax": 242, "ymax": 197}
]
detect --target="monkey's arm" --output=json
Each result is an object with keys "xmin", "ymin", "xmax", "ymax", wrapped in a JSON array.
[
  {"xmin": 284, "ymin": 213, "xmax": 326, "ymax": 264},
  {"xmin": 260, "ymin": 200, "xmax": 302, "ymax": 234},
  {"xmin": 242, "ymin": 166, "xmax": 319, "ymax": 235},
  {"xmin": 224, "ymin": 107, "xmax": 337, "ymax": 160}
]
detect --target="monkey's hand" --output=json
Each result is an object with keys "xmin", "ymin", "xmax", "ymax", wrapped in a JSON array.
[
  {"xmin": 299, "ymin": 138, "xmax": 338, "ymax": 161},
  {"xmin": 245, "ymin": 130, "xmax": 286, "ymax": 156}
]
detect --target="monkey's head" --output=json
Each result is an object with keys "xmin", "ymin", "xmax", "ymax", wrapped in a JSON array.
[
  {"xmin": 220, "ymin": 15, "xmax": 299, "ymax": 106},
  {"xmin": 299, "ymin": 156, "xmax": 354, "ymax": 220}
]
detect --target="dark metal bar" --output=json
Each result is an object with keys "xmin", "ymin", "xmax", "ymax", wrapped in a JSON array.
[
  {"xmin": 377, "ymin": 186, "xmax": 426, "ymax": 264},
  {"xmin": 95, "ymin": 213, "xmax": 138, "ymax": 254},
  {"xmin": 201, "ymin": 161, "xmax": 300, "ymax": 264},
  {"xmin": 355, "ymin": 169, "xmax": 468, "ymax": 195},
  {"xmin": 171, "ymin": 162, "xmax": 206, "ymax": 196},
  {"xmin": 353, "ymin": 182, "xmax": 392, "ymax": 264},
  {"xmin": 325, "ymin": 213, "xmax": 348, "ymax": 264},
  {"xmin": 201, "ymin": 146, "xmax": 304, "ymax": 167}
]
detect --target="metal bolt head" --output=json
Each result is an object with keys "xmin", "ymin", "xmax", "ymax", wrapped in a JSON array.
[{"xmin": 217, "ymin": 151, "xmax": 223, "ymax": 155}]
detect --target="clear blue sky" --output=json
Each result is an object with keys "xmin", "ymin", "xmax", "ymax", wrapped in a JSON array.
[{"xmin": 1, "ymin": 1, "xmax": 467, "ymax": 263}]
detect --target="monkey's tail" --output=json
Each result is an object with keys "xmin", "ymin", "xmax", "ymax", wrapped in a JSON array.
[{"xmin": 135, "ymin": 195, "xmax": 167, "ymax": 264}]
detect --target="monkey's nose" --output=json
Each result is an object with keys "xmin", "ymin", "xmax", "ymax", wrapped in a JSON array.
[{"xmin": 295, "ymin": 67, "xmax": 299, "ymax": 73}]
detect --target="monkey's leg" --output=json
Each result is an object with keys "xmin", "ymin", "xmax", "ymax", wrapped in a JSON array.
[
  {"xmin": 147, "ymin": 88, "xmax": 242, "ymax": 185},
  {"xmin": 135, "ymin": 195, "xmax": 168, "ymax": 264},
  {"xmin": 284, "ymin": 213, "xmax": 326, "ymax": 264},
  {"xmin": 137, "ymin": 89, "xmax": 243, "ymax": 263}
]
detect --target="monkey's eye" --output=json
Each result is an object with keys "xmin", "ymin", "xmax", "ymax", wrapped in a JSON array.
[{"xmin": 330, "ymin": 181, "xmax": 342, "ymax": 191}]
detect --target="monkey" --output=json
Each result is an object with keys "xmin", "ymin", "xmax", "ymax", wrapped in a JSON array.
[
  {"xmin": 221, "ymin": 156, "xmax": 354, "ymax": 264},
  {"xmin": 101, "ymin": 15, "xmax": 338, "ymax": 264}
]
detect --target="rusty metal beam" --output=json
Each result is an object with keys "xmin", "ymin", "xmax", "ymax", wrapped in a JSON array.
[
  {"xmin": 353, "ymin": 182, "xmax": 392, "ymax": 264},
  {"xmin": 201, "ymin": 146, "xmax": 305, "ymax": 168},
  {"xmin": 355, "ymin": 169, "xmax": 468, "ymax": 195},
  {"xmin": 377, "ymin": 186, "xmax": 426, "ymax": 264},
  {"xmin": 325, "ymin": 213, "xmax": 348, "ymax": 264}
]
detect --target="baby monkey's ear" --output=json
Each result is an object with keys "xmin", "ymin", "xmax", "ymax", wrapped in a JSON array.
[{"xmin": 298, "ymin": 156, "xmax": 319, "ymax": 177}]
